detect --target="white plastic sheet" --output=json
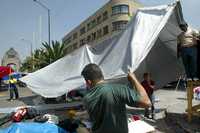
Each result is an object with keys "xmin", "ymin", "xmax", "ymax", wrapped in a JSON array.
[{"xmin": 20, "ymin": 1, "xmax": 185, "ymax": 97}]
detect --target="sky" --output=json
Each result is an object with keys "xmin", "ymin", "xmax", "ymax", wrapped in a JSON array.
[{"xmin": 0, "ymin": 0, "xmax": 200, "ymax": 63}]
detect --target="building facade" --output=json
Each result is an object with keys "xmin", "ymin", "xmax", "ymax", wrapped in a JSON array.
[
  {"xmin": 62, "ymin": 0, "xmax": 142, "ymax": 54},
  {"xmin": 1, "ymin": 48, "xmax": 21, "ymax": 72}
]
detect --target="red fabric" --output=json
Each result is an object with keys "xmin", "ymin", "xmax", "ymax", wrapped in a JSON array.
[
  {"xmin": 131, "ymin": 115, "xmax": 140, "ymax": 121},
  {"xmin": 141, "ymin": 80, "xmax": 155, "ymax": 96},
  {"xmin": 0, "ymin": 66, "xmax": 14, "ymax": 78},
  {"xmin": 194, "ymin": 86, "xmax": 200, "ymax": 93},
  {"xmin": 12, "ymin": 108, "xmax": 27, "ymax": 122},
  {"xmin": 68, "ymin": 90, "xmax": 77, "ymax": 97}
]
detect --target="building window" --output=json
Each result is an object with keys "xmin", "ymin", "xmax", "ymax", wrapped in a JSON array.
[
  {"xmin": 87, "ymin": 23, "xmax": 91, "ymax": 31},
  {"xmin": 80, "ymin": 27, "xmax": 86, "ymax": 35},
  {"xmin": 73, "ymin": 42, "xmax": 78, "ymax": 49},
  {"xmin": 80, "ymin": 38, "xmax": 86, "ymax": 46},
  {"xmin": 69, "ymin": 45, "xmax": 73, "ymax": 52},
  {"xmin": 112, "ymin": 5, "xmax": 129, "ymax": 15},
  {"xmin": 97, "ymin": 29, "xmax": 102, "ymax": 38},
  {"xmin": 64, "ymin": 36, "xmax": 72, "ymax": 45},
  {"xmin": 66, "ymin": 45, "xmax": 73, "ymax": 53},
  {"xmin": 91, "ymin": 32, "xmax": 96, "ymax": 41},
  {"xmin": 87, "ymin": 20, "xmax": 96, "ymax": 31},
  {"xmin": 8, "ymin": 55, "xmax": 15, "ymax": 58},
  {"xmin": 121, "ymin": 5, "xmax": 129, "ymax": 13},
  {"xmin": 97, "ymin": 15, "xmax": 102, "ymax": 24},
  {"xmin": 91, "ymin": 19, "xmax": 96, "ymax": 28},
  {"xmin": 73, "ymin": 33, "xmax": 78, "ymax": 40},
  {"xmin": 103, "ymin": 25, "xmax": 109, "ymax": 35},
  {"xmin": 87, "ymin": 35, "xmax": 91, "ymax": 43},
  {"xmin": 112, "ymin": 21, "xmax": 128, "ymax": 31},
  {"xmin": 103, "ymin": 11, "xmax": 108, "ymax": 21}
]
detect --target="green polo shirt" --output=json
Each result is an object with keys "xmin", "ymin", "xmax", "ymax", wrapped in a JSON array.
[{"xmin": 83, "ymin": 83, "xmax": 140, "ymax": 133}]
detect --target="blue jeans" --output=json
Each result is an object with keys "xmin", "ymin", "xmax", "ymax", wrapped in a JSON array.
[
  {"xmin": 197, "ymin": 93, "xmax": 200, "ymax": 100},
  {"xmin": 144, "ymin": 94, "xmax": 155, "ymax": 118},
  {"xmin": 181, "ymin": 46, "xmax": 198, "ymax": 78},
  {"xmin": 9, "ymin": 84, "xmax": 19, "ymax": 99}
]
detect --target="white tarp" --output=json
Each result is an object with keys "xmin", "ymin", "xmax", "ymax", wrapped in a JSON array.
[{"xmin": 20, "ymin": 1, "xmax": 185, "ymax": 98}]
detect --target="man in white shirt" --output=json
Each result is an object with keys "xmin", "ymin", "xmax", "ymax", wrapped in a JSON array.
[{"xmin": 177, "ymin": 23, "xmax": 199, "ymax": 80}]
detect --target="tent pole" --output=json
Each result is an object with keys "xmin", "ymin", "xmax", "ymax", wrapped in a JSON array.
[{"xmin": 175, "ymin": 75, "xmax": 182, "ymax": 91}]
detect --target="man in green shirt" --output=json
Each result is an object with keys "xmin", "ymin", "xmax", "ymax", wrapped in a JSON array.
[{"xmin": 81, "ymin": 63, "xmax": 151, "ymax": 133}]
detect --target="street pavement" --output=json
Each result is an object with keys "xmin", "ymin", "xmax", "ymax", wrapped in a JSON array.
[
  {"xmin": 0, "ymin": 86, "xmax": 200, "ymax": 132},
  {"xmin": 0, "ymin": 86, "xmax": 37, "ymax": 108}
]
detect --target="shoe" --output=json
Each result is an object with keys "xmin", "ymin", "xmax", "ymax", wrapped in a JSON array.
[
  {"xmin": 9, "ymin": 99, "xmax": 13, "ymax": 101},
  {"xmin": 151, "ymin": 114, "xmax": 155, "ymax": 120},
  {"xmin": 144, "ymin": 114, "xmax": 150, "ymax": 119},
  {"xmin": 193, "ymin": 77, "xmax": 199, "ymax": 81}
]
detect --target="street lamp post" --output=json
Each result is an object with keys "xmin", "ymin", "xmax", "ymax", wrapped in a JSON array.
[
  {"xmin": 33, "ymin": 0, "xmax": 51, "ymax": 45},
  {"xmin": 21, "ymin": 39, "xmax": 34, "ymax": 71},
  {"xmin": 21, "ymin": 39, "xmax": 33, "ymax": 58}
]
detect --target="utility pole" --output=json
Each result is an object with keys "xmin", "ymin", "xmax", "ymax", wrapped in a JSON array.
[{"xmin": 33, "ymin": 0, "xmax": 51, "ymax": 45}]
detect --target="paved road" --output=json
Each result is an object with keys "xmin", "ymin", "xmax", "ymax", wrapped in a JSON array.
[
  {"xmin": 0, "ymin": 86, "xmax": 37, "ymax": 108},
  {"xmin": 0, "ymin": 86, "xmax": 199, "ymax": 132}
]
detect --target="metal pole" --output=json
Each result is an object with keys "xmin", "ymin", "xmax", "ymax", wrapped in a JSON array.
[
  {"xmin": 21, "ymin": 39, "xmax": 33, "ymax": 71},
  {"xmin": 39, "ymin": 15, "xmax": 42, "ymax": 44},
  {"xmin": 48, "ymin": 9, "xmax": 51, "ymax": 45},
  {"xmin": 30, "ymin": 42, "xmax": 34, "ymax": 71},
  {"xmin": 32, "ymin": 32, "xmax": 35, "ymax": 70},
  {"xmin": 33, "ymin": 0, "xmax": 51, "ymax": 45},
  {"xmin": 30, "ymin": 42, "xmax": 33, "ymax": 58}
]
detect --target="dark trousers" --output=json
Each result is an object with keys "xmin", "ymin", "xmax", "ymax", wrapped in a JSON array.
[
  {"xmin": 197, "ymin": 44, "xmax": 200, "ymax": 78},
  {"xmin": 144, "ymin": 94, "xmax": 155, "ymax": 118},
  {"xmin": 181, "ymin": 46, "xmax": 198, "ymax": 78},
  {"xmin": 9, "ymin": 84, "xmax": 19, "ymax": 99}
]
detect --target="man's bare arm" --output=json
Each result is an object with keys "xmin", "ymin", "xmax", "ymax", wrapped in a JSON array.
[{"xmin": 127, "ymin": 72, "xmax": 151, "ymax": 108}]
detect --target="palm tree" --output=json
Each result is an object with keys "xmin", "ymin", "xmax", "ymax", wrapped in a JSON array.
[
  {"xmin": 42, "ymin": 40, "xmax": 66, "ymax": 64},
  {"xmin": 20, "ymin": 40, "xmax": 66, "ymax": 72},
  {"xmin": 32, "ymin": 49, "xmax": 46, "ymax": 69},
  {"xmin": 20, "ymin": 56, "xmax": 33, "ymax": 72}
]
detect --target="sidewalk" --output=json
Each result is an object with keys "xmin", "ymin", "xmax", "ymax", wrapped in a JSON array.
[
  {"xmin": 0, "ymin": 87, "xmax": 200, "ymax": 132},
  {"xmin": 152, "ymin": 89, "xmax": 200, "ymax": 132},
  {"xmin": 127, "ymin": 89, "xmax": 200, "ymax": 132}
]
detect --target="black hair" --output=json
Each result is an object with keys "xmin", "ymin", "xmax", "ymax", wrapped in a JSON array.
[
  {"xmin": 143, "ymin": 72, "xmax": 150, "ymax": 78},
  {"xmin": 179, "ymin": 23, "xmax": 188, "ymax": 28},
  {"xmin": 81, "ymin": 63, "xmax": 104, "ymax": 81}
]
